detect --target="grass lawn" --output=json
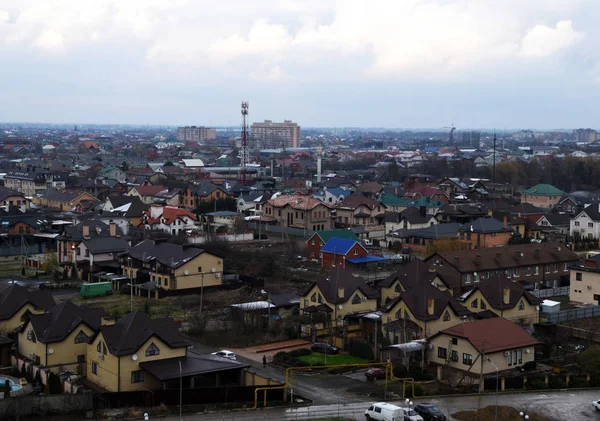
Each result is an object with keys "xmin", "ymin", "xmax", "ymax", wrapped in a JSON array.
[{"xmin": 298, "ymin": 352, "xmax": 369, "ymax": 366}]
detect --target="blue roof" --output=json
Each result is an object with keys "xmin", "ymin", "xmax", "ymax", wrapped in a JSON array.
[
  {"xmin": 346, "ymin": 256, "xmax": 390, "ymax": 264},
  {"xmin": 327, "ymin": 187, "xmax": 352, "ymax": 198},
  {"xmin": 321, "ymin": 238, "xmax": 362, "ymax": 255}
]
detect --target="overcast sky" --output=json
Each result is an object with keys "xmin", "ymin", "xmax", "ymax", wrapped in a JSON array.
[{"xmin": 0, "ymin": 0, "xmax": 598, "ymax": 129}]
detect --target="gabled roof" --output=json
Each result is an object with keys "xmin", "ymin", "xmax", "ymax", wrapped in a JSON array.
[
  {"xmin": 268, "ymin": 194, "xmax": 328, "ymax": 211},
  {"xmin": 309, "ymin": 229, "xmax": 358, "ymax": 244},
  {"xmin": 537, "ymin": 213, "xmax": 570, "ymax": 226},
  {"xmin": 0, "ymin": 284, "xmax": 55, "ymax": 322},
  {"xmin": 358, "ymin": 181, "xmax": 383, "ymax": 193},
  {"xmin": 399, "ymin": 207, "xmax": 434, "ymax": 225},
  {"xmin": 83, "ymin": 236, "xmax": 130, "ymax": 254},
  {"xmin": 43, "ymin": 188, "xmax": 93, "ymax": 203},
  {"xmin": 27, "ymin": 301, "xmax": 104, "ymax": 344},
  {"xmin": 432, "ymin": 318, "xmax": 538, "ymax": 353},
  {"xmin": 378, "ymin": 259, "xmax": 438, "ymax": 288},
  {"xmin": 579, "ymin": 205, "xmax": 600, "ymax": 222},
  {"xmin": 0, "ymin": 186, "xmax": 25, "ymax": 202},
  {"xmin": 129, "ymin": 185, "xmax": 166, "ymax": 196},
  {"xmin": 340, "ymin": 194, "xmax": 381, "ymax": 210},
  {"xmin": 321, "ymin": 238, "xmax": 366, "ymax": 255},
  {"xmin": 388, "ymin": 222, "xmax": 461, "ymax": 240},
  {"xmin": 523, "ymin": 184, "xmax": 564, "ymax": 196},
  {"xmin": 458, "ymin": 217, "xmax": 513, "ymax": 234},
  {"xmin": 460, "ymin": 273, "xmax": 542, "ymax": 310},
  {"xmin": 61, "ymin": 219, "xmax": 125, "ymax": 241},
  {"xmin": 99, "ymin": 311, "xmax": 189, "ymax": 357},
  {"xmin": 127, "ymin": 240, "xmax": 207, "ymax": 269},
  {"xmin": 308, "ymin": 269, "xmax": 379, "ymax": 304},
  {"xmin": 509, "ymin": 203, "xmax": 545, "ymax": 215},
  {"xmin": 143, "ymin": 207, "xmax": 197, "ymax": 225}
]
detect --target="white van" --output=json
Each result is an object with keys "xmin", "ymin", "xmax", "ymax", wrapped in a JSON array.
[{"xmin": 365, "ymin": 402, "xmax": 405, "ymax": 421}]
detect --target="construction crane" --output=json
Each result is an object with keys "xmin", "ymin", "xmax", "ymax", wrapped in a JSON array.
[{"xmin": 444, "ymin": 123, "xmax": 456, "ymax": 144}]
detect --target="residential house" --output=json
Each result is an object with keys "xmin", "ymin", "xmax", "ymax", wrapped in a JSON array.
[
  {"xmin": 425, "ymin": 242, "xmax": 579, "ymax": 292},
  {"xmin": 507, "ymin": 203, "xmax": 545, "ymax": 223},
  {"xmin": 313, "ymin": 188, "xmax": 352, "ymax": 205},
  {"xmin": 570, "ymin": 205, "xmax": 600, "ymax": 239},
  {"xmin": 386, "ymin": 222, "xmax": 465, "ymax": 257},
  {"xmin": 153, "ymin": 187, "xmax": 183, "ymax": 207},
  {"xmin": 459, "ymin": 274, "xmax": 542, "ymax": 325},
  {"xmin": 57, "ymin": 219, "xmax": 130, "ymax": 280},
  {"xmin": 437, "ymin": 177, "xmax": 469, "ymax": 198},
  {"xmin": 0, "ymin": 285, "xmax": 55, "ymax": 336},
  {"xmin": 0, "ymin": 186, "xmax": 30, "ymax": 210},
  {"xmin": 429, "ymin": 318, "xmax": 538, "ymax": 377},
  {"xmin": 521, "ymin": 184, "xmax": 564, "ymax": 209},
  {"xmin": 33, "ymin": 188, "xmax": 98, "ymax": 212},
  {"xmin": 385, "ymin": 207, "xmax": 437, "ymax": 234},
  {"xmin": 98, "ymin": 167, "xmax": 127, "ymax": 183},
  {"xmin": 404, "ymin": 186, "xmax": 449, "ymax": 203},
  {"xmin": 123, "ymin": 240, "xmax": 223, "ymax": 293},
  {"xmin": 306, "ymin": 229, "xmax": 359, "ymax": 261},
  {"xmin": 556, "ymin": 193, "xmax": 600, "ymax": 215},
  {"xmin": 357, "ymin": 182, "xmax": 384, "ymax": 199},
  {"xmin": 263, "ymin": 194, "xmax": 332, "ymax": 231},
  {"xmin": 457, "ymin": 217, "xmax": 513, "ymax": 249},
  {"xmin": 236, "ymin": 191, "xmax": 270, "ymax": 215},
  {"xmin": 202, "ymin": 211, "xmax": 239, "ymax": 233},
  {"xmin": 320, "ymin": 238, "xmax": 368, "ymax": 269},
  {"xmin": 336, "ymin": 194, "xmax": 386, "ymax": 239},
  {"xmin": 18, "ymin": 302, "xmax": 104, "ymax": 371},
  {"xmin": 181, "ymin": 181, "xmax": 232, "ymax": 209},
  {"xmin": 380, "ymin": 194, "xmax": 443, "ymax": 215},
  {"xmin": 4, "ymin": 171, "xmax": 47, "ymax": 197},
  {"xmin": 142, "ymin": 206, "xmax": 197, "ymax": 235},
  {"xmin": 436, "ymin": 203, "xmax": 488, "ymax": 224},
  {"xmin": 127, "ymin": 185, "xmax": 169, "ymax": 205},
  {"xmin": 101, "ymin": 196, "xmax": 150, "ymax": 227},
  {"xmin": 570, "ymin": 255, "xmax": 600, "ymax": 305}
]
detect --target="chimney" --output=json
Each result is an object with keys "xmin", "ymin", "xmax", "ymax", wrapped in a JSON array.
[
  {"xmin": 503, "ymin": 216, "xmax": 507, "ymax": 229},
  {"xmin": 419, "ymin": 206, "xmax": 426, "ymax": 217},
  {"xmin": 82, "ymin": 224, "xmax": 90, "ymax": 239},
  {"xmin": 427, "ymin": 298, "xmax": 435, "ymax": 315},
  {"xmin": 338, "ymin": 288, "xmax": 344, "ymax": 299},
  {"xmin": 109, "ymin": 222, "xmax": 117, "ymax": 237},
  {"xmin": 503, "ymin": 287, "xmax": 510, "ymax": 305},
  {"xmin": 101, "ymin": 317, "xmax": 115, "ymax": 326}
]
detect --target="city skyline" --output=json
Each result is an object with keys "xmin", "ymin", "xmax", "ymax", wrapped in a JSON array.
[{"xmin": 1, "ymin": 1, "xmax": 599, "ymax": 128}]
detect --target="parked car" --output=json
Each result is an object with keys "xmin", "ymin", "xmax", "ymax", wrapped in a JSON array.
[
  {"xmin": 593, "ymin": 400, "xmax": 600, "ymax": 411},
  {"xmin": 401, "ymin": 408, "xmax": 424, "ymax": 421},
  {"xmin": 365, "ymin": 368, "xmax": 386, "ymax": 381},
  {"xmin": 414, "ymin": 404, "xmax": 446, "ymax": 421},
  {"xmin": 575, "ymin": 344, "xmax": 586, "ymax": 352},
  {"xmin": 365, "ymin": 402, "xmax": 405, "ymax": 421},
  {"xmin": 311, "ymin": 342, "xmax": 339, "ymax": 355},
  {"xmin": 211, "ymin": 350, "xmax": 237, "ymax": 360}
]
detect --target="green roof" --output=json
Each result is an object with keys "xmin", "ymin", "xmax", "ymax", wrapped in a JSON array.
[
  {"xmin": 380, "ymin": 194, "xmax": 443, "ymax": 208},
  {"xmin": 523, "ymin": 184, "xmax": 564, "ymax": 196},
  {"xmin": 313, "ymin": 229, "xmax": 358, "ymax": 243}
]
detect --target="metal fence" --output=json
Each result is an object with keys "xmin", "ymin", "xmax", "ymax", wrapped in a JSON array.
[
  {"xmin": 531, "ymin": 286, "xmax": 570, "ymax": 298},
  {"xmin": 247, "ymin": 222, "xmax": 314, "ymax": 239},
  {"xmin": 543, "ymin": 305, "xmax": 600, "ymax": 323}
]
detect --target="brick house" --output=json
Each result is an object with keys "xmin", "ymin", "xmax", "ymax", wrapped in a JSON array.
[
  {"xmin": 457, "ymin": 216, "xmax": 513, "ymax": 249},
  {"xmin": 262, "ymin": 194, "xmax": 332, "ymax": 231},
  {"xmin": 306, "ymin": 229, "xmax": 359, "ymax": 261},
  {"xmin": 521, "ymin": 184, "xmax": 564, "ymax": 209},
  {"xmin": 320, "ymin": 238, "xmax": 368, "ymax": 269}
]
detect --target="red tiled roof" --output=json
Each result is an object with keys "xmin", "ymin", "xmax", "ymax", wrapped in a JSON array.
[
  {"xmin": 434, "ymin": 318, "xmax": 538, "ymax": 353},
  {"xmin": 339, "ymin": 194, "xmax": 381, "ymax": 210},
  {"xmin": 268, "ymin": 194, "xmax": 329, "ymax": 210},
  {"xmin": 144, "ymin": 207, "xmax": 197, "ymax": 225}
]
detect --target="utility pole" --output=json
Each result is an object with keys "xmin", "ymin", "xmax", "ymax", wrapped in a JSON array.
[{"xmin": 492, "ymin": 133, "xmax": 497, "ymax": 185}]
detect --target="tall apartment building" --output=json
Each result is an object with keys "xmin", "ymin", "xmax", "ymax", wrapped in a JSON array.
[
  {"xmin": 574, "ymin": 128, "xmax": 598, "ymax": 143},
  {"xmin": 177, "ymin": 126, "xmax": 217, "ymax": 142},
  {"xmin": 251, "ymin": 120, "xmax": 301, "ymax": 149}
]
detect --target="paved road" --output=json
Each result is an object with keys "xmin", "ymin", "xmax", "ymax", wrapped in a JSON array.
[{"xmin": 150, "ymin": 390, "xmax": 600, "ymax": 421}]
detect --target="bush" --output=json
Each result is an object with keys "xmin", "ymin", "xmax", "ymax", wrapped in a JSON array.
[
  {"xmin": 522, "ymin": 361, "xmax": 537, "ymax": 371},
  {"xmin": 288, "ymin": 348, "xmax": 311, "ymax": 358},
  {"xmin": 548, "ymin": 375, "xmax": 567, "ymax": 389},
  {"xmin": 273, "ymin": 351, "xmax": 290, "ymax": 364},
  {"xmin": 525, "ymin": 377, "xmax": 547, "ymax": 390},
  {"xmin": 569, "ymin": 376, "xmax": 588, "ymax": 388},
  {"xmin": 393, "ymin": 365, "xmax": 433, "ymax": 382}
]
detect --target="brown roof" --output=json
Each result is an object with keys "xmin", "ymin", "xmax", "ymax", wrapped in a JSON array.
[
  {"xmin": 339, "ymin": 194, "xmax": 382, "ymax": 210},
  {"xmin": 358, "ymin": 182, "xmax": 383, "ymax": 193},
  {"xmin": 129, "ymin": 185, "xmax": 166, "ymax": 196},
  {"xmin": 433, "ymin": 318, "xmax": 538, "ymax": 353},
  {"xmin": 309, "ymin": 269, "xmax": 379, "ymax": 304},
  {"xmin": 268, "ymin": 194, "xmax": 329, "ymax": 211},
  {"xmin": 0, "ymin": 285, "xmax": 55, "ymax": 322},
  {"xmin": 429, "ymin": 242, "xmax": 579, "ymax": 273},
  {"xmin": 462, "ymin": 274, "xmax": 542, "ymax": 310}
]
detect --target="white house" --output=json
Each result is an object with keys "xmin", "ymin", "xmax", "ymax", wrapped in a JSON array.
[
  {"xmin": 570, "ymin": 205, "xmax": 600, "ymax": 239},
  {"xmin": 142, "ymin": 206, "xmax": 198, "ymax": 235}
]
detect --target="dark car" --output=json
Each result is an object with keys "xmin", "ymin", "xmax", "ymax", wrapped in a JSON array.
[
  {"xmin": 414, "ymin": 404, "xmax": 446, "ymax": 421},
  {"xmin": 365, "ymin": 368, "xmax": 386, "ymax": 380},
  {"xmin": 311, "ymin": 342, "xmax": 339, "ymax": 355}
]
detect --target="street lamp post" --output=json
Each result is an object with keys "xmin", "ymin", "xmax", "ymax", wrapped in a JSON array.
[
  {"xmin": 261, "ymin": 289, "xmax": 270, "ymax": 332},
  {"xmin": 487, "ymin": 358, "xmax": 499, "ymax": 421},
  {"xmin": 143, "ymin": 413, "xmax": 149, "ymax": 421},
  {"xmin": 405, "ymin": 399, "xmax": 413, "ymax": 412},
  {"xmin": 519, "ymin": 412, "xmax": 530, "ymax": 420}
]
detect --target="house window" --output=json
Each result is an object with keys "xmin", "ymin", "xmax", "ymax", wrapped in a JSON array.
[
  {"xmin": 354, "ymin": 248, "xmax": 358, "ymax": 255},
  {"xmin": 589, "ymin": 222, "xmax": 594, "ymax": 228},
  {"xmin": 438, "ymin": 347, "xmax": 447, "ymax": 359},
  {"xmin": 146, "ymin": 342, "xmax": 160, "ymax": 357},
  {"xmin": 553, "ymin": 263, "xmax": 558, "ymax": 272},
  {"xmin": 97, "ymin": 342, "xmax": 101, "ymax": 353},
  {"xmin": 131, "ymin": 370, "xmax": 145, "ymax": 383},
  {"xmin": 463, "ymin": 353, "xmax": 473, "ymax": 366},
  {"xmin": 451, "ymin": 337, "xmax": 458, "ymax": 346},
  {"xmin": 518, "ymin": 300, "xmax": 525, "ymax": 311},
  {"xmin": 508, "ymin": 350, "xmax": 512, "ymax": 365},
  {"xmin": 471, "ymin": 299, "xmax": 478, "ymax": 308},
  {"xmin": 92, "ymin": 362, "xmax": 98, "ymax": 375},
  {"xmin": 304, "ymin": 299, "xmax": 309, "ymax": 307},
  {"xmin": 465, "ymin": 274, "xmax": 471, "ymax": 284},
  {"xmin": 574, "ymin": 221, "xmax": 580, "ymax": 226},
  {"xmin": 518, "ymin": 349, "xmax": 523, "ymax": 364},
  {"xmin": 451, "ymin": 350, "xmax": 459, "ymax": 362},
  {"xmin": 564, "ymin": 263, "xmax": 568, "ymax": 271},
  {"xmin": 85, "ymin": 249, "xmax": 90, "ymax": 257},
  {"xmin": 526, "ymin": 267, "xmax": 531, "ymax": 276},
  {"xmin": 74, "ymin": 330, "xmax": 88, "ymax": 344},
  {"xmin": 545, "ymin": 265, "xmax": 550, "ymax": 274},
  {"xmin": 77, "ymin": 354, "xmax": 85, "ymax": 363},
  {"xmin": 395, "ymin": 283, "xmax": 402, "ymax": 293},
  {"xmin": 534, "ymin": 266, "xmax": 539, "ymax": 275},
  {"xmin": 352, "ymin": 294, "xmax": 362, "ymax": 304},
  {"xmin": 164, "ymin": 278, "xmax": 168, "ymax": 286},
  {"xmin": 395, "ymin": 310, "xmax": 401, "ymax": 320},
  {"xmin": 103, "ymin": 342, "xmax": 107, "ymax": 355},
  {"xmin": 576, "ymin": 272, "xmax": 582, "ymax": 281},
  {"xmin": 443, "ymin": 310, "xmax": 450, "ymax": 322}
]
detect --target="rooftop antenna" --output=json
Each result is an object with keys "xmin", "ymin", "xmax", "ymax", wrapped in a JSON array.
[{"xmin": 239, "ymin": 101, "xmax": 250, "ymax": 184}]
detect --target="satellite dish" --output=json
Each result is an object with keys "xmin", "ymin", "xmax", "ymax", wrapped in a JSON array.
[
  {"xmin": 48, "ymin": 348, "xmax": 54, "ymax": 355},
  {"xmin": 132, "ymin": 354, "xmax": 138, "ymax": 361},
  {"xmin": 211, "ymin": 268, "xmax": 216, "ymax": 273},
  {"xmin": 338, "ymin": 305, "xmax": 343, "ymax": 310},
  {"xmin": 184, "ymin": 270, "xmax": 189, "ymax": 275},
  {"xmin": 535, "ymin": 306, "xmax": 540, "ymax": 311}
]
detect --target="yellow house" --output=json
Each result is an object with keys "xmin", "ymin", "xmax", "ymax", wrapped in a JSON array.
[
  {"xmin": 429, "ymin": 318, "xmax": 538, "ymax": 377},
  {"xmin": 381, "ymin": 284, "xmax": 470, "ymax": 342},
  {"xmin": 18, "ymin": 301, "xmax": 103, "ymax": 373},
  {"xmin": 86, "ymin": 311, "xmax": 189, "ymax": 392},
  {"xmin": 570, "ymin": 258, "xmax": 600, "ymax": 305},
  {"xmin": 0, "ymin": 285, "xmax": 55, "ymax": 335},
  {"xmin": 123, "ymin": 239, "xmax": 224, "ymax": 294}
]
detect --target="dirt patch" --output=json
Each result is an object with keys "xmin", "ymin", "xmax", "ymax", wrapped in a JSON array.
[{"xmin": 453, "ymin": 405, "xmax": 555, "ymax": 421}]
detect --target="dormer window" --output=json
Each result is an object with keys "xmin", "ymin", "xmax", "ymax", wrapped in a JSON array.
[
  {"xmin": 394, "ymin": 283, "xmax": 402, "ymax": 293},
  {"xmin": 443, "ymin": 310, "xmax": 451, "ymax": 322},
  {"xmin": 352, "ymin": 294, "xmax": 362, "ymax": 304},
  {"xmin": 146, "ymin": 342, "xmax": 160, "ymax": 357},
  {"xmin": 74, "ymin": 330, "xmax": 88, "ymax": 344}
]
